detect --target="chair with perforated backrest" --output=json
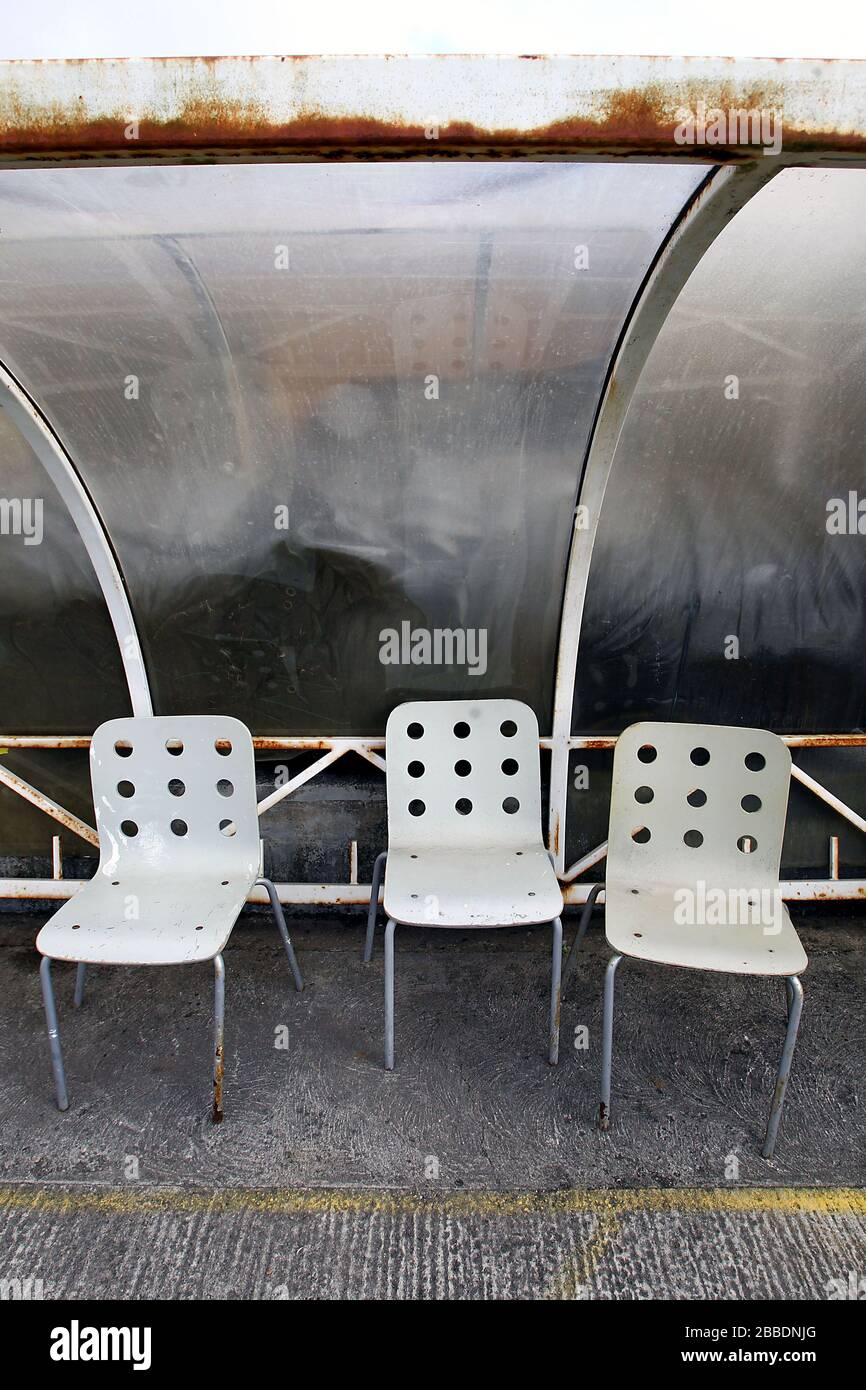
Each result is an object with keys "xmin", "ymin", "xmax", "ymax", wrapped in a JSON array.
[
  {"xmin": 36, "ymin": 715, "xmax": 303, "ymax": 1122},
  {"xmin": 561, "ymin": 720, "xmax": 807, "ymax": 1159},
  {"xmin": 363, "ymin": 699, "xmax": 564, "ymax": 1069}
]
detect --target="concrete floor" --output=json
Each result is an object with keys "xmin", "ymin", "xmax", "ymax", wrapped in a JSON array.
[{"xmin": 0, "ymin": 907, "xmax": 864, "ymax": 1299}]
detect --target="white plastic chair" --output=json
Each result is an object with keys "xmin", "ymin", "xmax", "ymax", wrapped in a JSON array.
[
  {"xmin": 561, "ymin": 720, "xmax": 807, "ymax": 1158},
  {"xmin": 36, "ymin": 715, "xmax": 303, "ymax": 1122},
  {"xmin": 363, "ymin": 699, "xmax": 564, "ymax": 1069}
]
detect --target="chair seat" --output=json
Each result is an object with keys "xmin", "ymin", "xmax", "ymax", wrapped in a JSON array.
[
  {"xmin": 384, "ymin": 845, "xmax": 563, "ymax": 927},
  {"xmin": 604, "ymin": 883, "xmax": 807, "ymax": 976},
  {"xmin": 36, "ymin": 869, "xmax": 257, "ymax": 965}
]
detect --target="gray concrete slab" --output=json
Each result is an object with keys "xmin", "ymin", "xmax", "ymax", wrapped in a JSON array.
[
  {"xmin": 0, "ymin": 1186, "xmax": 864, "ymax": 1301},
  {"xmin": 0, "ymin": 908, "xmax": 863, "ymax": 1299}
]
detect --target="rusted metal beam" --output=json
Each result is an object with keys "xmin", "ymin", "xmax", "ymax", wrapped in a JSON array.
[
  {"xmin": 791, "ymin": 765, "xmax": 866, "ymax": 836},
  {"xmin": 0, "ymin": 764, "xmax": 98, "ymax": 847},
  {"xmin": 2, "ymin": 877, "xmax": 863, "ymax": 905},
  {"xmin": 1, "ymin": 55, "xmax": 866, "ymax": 166},
  {"xmin": 2, "ymin": 733, "xmax": 865, "ymax": 750}
]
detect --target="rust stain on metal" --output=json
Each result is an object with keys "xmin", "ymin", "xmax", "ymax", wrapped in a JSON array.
[
  {"xmin": 212, "ymin": 1048, "xmax": 224, "ymax": 1124},
  {"xmin": 550, "ymin": 813, "xmax": 560, "ymax": 862},
  {"xmin": 3, "ymin": 61, "xmax": 864, "ymax": 162}
]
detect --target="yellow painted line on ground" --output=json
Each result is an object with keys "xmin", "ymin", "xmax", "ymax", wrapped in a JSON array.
[
  {"xmin": 0, "ymin": 1184, "xmax": 863, "ymax": 1219},
  {"xmin": 545, "ymin": 1208, "xmax": 622, "ymax": 1300}
]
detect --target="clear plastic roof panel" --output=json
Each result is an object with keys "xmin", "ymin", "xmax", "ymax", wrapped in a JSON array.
[
  {"xmin": 574, "ymin": 167, "xmax": 866, "ymax": 736},
  {"xmin": 0, "ymin": 408, "xmax": 129, "ymax": 731},
  {"xmin": 0, "ymin": 162, "xmax": 705, "ymax": 734}
]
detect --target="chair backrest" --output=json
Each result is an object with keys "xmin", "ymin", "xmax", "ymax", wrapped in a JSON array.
[
  {"xmin": 607, "ymin": 721, "xmax": 791, "ymax": 892},
  {"xmin": 89, "ymin": 715, "xmax": 261, "ymax": 880},
  {"xmin": 385, "ymin": 699, "xmax": 544, "ymax": 850}
]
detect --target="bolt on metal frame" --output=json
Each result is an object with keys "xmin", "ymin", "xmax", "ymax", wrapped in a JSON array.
[{"xmin": 1, "ymin": 54, "xmax": 866, "ymax": 906}]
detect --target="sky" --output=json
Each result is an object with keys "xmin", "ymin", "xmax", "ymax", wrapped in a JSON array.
[{"xmin": 0, "ymin": 0, "xmax": 864, "ymax": 61}]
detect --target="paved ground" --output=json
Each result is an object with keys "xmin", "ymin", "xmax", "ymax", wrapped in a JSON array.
[
  {"xmin": 0, "ymin": 908, "xmax": 863, "ymax": 1299},
  {"xmin": 1, "ymin": 1184, "xmax": 864, "ymax": 1300}
]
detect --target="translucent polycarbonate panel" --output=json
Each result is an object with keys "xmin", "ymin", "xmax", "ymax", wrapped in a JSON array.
[
  {"xmin": 0, "ymin": 162, "xmax": 704, "ymax": 733},
  {"xmin": 575, "ymin": 168, "xmax": 866, "ymax": 735},
  {"xmin": 0, "ymin": 409, "xmax": 129, "ymax": 731}
]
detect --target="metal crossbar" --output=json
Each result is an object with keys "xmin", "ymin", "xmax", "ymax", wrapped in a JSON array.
[{"xmin": 0, "ymin": 732, "xmax": 863, "ymax": 904}]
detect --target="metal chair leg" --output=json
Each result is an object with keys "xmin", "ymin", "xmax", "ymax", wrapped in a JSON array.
[
  {"xmin": 598, "ymin": 952, "xmax": 623, "ymax": 1131},
  {"xmin": 73, "ymin": 963, "xmax": 87, "ymax": 1008},
  {"xmin": 212, "ymin": 953, "xmax": 226, "ymax": 1124},
  {"xmin": 384, "ymin": 918, "xmax": 396, "ymax": 1070},
  {"xmin": 762, "ymin": 975, "xmax": 804, "ymax": 1160},
  {"xmin": 363, "ymin": 851, "xmax": 387, "ymax": 963},
  {"xmin": 785, "ymin": 976, "xmax": 793, "ymax": 1023},
  {"xmin": 39, "ymin": 956, "xmax": 69, "ymax": 1112},
  {"xmin": 549, "ymin": 916, "xmax": 563, "ymax": 1064},
  {"xmin": 561, "ymin": 883, "xmax": 604, "ymax": 1000},
  {"xmin": 256, "ymin": 877, "xmax": 303, "ymax": 991}
]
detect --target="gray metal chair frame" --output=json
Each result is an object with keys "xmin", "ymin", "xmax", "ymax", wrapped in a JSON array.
[
  {"xmin": 562, "ymin": 720, "xmax": 808, "ymax": 1159},
  {"xmin": 364, "ymin": 699, "xmax": 564, "ymax": 1070},
  {"xmin": 36, "ymin": 715, "xmax": 303, "ymax": 1123}
]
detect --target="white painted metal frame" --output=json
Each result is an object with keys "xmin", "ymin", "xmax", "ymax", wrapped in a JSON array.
[
  {"xmin": 1, "ymin": 733, "xmax": 866, "ymax": 906},
  {"xmin": 0, "ymin": 362, "xmax": 152, "ymax": 716},
  {"xmin": 547, "ymin": 160, "xmax": 781, "ymax": 873},
  {"xmin": 2, "ymin": 732, "xmax": 865, "ymax": 905},
  {"xmin": 1, "ymin": 58, "xmax": 866, "ymax": 909}
]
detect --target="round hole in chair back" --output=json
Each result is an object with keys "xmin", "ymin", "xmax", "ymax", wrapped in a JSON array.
[
  {"xmin": 687, "ymin": 788, "xmax": 707, "ymax": 807},
  {"xmin": 219, "ymin": 818, "xmax": 237, "ymax": 837},
  {"xmin": 453, "ymin": 721, "xmax": 471, "ymax": 739},
  {"xmin": 502, "ymin": 797, "xmax": 520, "ymax": 814},
  {"xmin": 741, "ymin": 794, "xmax": 762, "ymax": 813},
  {"xmin": 168, "ymin": 779, "xmax": 185, "ymax": 797},
  {"xmin": 634, "ymin": 785, "xmax": 654, "ymax": 804},
  {"xmin": 120, "ymin": 820, "xmax": 138, "ymax": 837},
  {"xmin": 737, "ymin": 835, "xmax": 757, "ymax": 853},
  {"xmin": 690, "ymin": 747, "xmax": 710, "ymax": 766},
  {"xmin": 501, "ymin": 758, "xmax": 519, "ymax": 776},
  {"xmin": 637, "ymin": 744, "xmax": 656, "ymax": 764},
  {"xmin": 215, "ymin": 740, "xmax": 232, "ymax": 756},
  {"xmin": 407, "ymin": 722, "xmax": 424, "ymax": 740},
  {"xmin": 171, "ymin": 819, "xmax": 188, "ymax": 837},
  {"xmin": 407, "ymin": 761, "xmax": 425, "ymax": 778},
  {"xmin": 114, "ymin": 740, "xmax": 133, "ymax": 758},
  {"xmin": 631, "ymin": 826, "xmax": 651, "ymax": 843},
  {"xmin": 499, "ymin": 720, "xmax": 517, "ymax": 738},
  {"xmin": 454, "ymin": 760, "xmax": 471, "ymax": 777},
  {"xmin": 745, "ymin": 752, "xmax": 765, "ymax": 772},
  {"xmin": 455, "ymin": 798, "xmax": 473, "ymax": 815},
  {"xmin": 117, "ymin": 781, "xmax": 135, "ymax": 798},
  {"xmin": 217, "ymin": 779, "xmax": 234, "ymax": 797},
  {"xmin": 166, "ymin": 739, "xmax": 184, "ymax": 756},
  {"xmin": 683, "ymin": 829, "xmax": 703, "ymax": 848},
  {"xmin": 408, "ymin": 799, "xmax": 426, "ymax": 816}
]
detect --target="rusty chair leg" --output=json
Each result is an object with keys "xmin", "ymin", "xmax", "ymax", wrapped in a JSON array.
[
  {"xmin": 212, "ymin": 953, "xmax": 225, "ymax": 1124},
  {"xmin": 762, "ymin": 975, "xmax": 804, "ymax": 1160}
]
